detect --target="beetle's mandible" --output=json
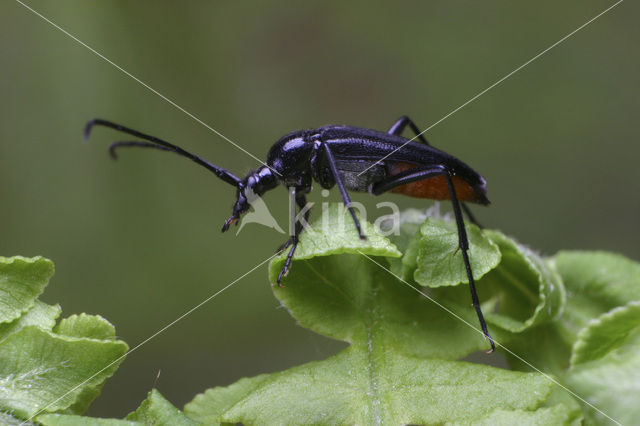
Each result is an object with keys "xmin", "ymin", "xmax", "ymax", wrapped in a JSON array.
[{"xmin": 85, "ymin": 116, "xmax": 495, "ymax": 352}]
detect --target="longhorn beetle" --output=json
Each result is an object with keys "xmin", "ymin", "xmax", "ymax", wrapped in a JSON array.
[{"xmin": 85, "ymin": 116, "xmax": 495, "ymax": 352}]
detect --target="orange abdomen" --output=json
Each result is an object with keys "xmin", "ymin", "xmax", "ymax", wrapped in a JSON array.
[{"xmin": 389, "ymin": 162, "xmax": 482, "ymax": 203}]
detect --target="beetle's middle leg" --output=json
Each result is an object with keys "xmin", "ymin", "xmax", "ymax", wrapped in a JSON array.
[
  {"xmin": 277, "ymin": 187, "xmax": 310, "ymax": 285},
  {"xmin": 371, "ymin": 165, "xmax": 495, "ymax": 352},
  {"xmin": 322, "ymin": 143, "xmax": 366, "ymax": 240}
]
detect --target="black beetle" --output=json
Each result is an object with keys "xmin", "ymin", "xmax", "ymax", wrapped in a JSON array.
[{"xmin": 85, "ymin": 116, "xmax": 495, "ymax": 351}]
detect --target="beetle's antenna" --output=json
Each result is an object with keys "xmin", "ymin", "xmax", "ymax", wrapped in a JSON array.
[
  {"xmin": 85, "ymin": 119, "xmax": 242, "ymax": 187},
  {"xmin": 107, "ymin": 141, "xmax": 173, "ymax": 159}
]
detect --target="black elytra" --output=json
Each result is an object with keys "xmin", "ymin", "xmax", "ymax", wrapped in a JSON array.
[{"xmin": 85, "ymin": 116, "xmax": 495, "ymax": 352}]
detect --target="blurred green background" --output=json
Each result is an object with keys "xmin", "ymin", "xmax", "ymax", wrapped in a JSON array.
[{"xmin": 1, "ymin": 0, "xmax": 638, "ymax": 417}]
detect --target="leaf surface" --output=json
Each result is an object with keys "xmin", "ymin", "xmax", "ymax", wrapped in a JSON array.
[
  {"xmin": 481, "ymin": 230, "xmax": 565, "ymax": 333},
  {"xmin": 0, "ymin": 300, "xmax": 61, "ymax": 341},
  {"xmin": 126, "ymin": 389, "xmax": 198, "ymax": 425},
  {"xmin": 54, "ymin": 314, "xmax": 117, "ymax": 340},
  {"xmin": 0, "ymin": 256, "xmax": 53, "ymax": 324},
  {"xmin": 187, "ymin": 205, "xmax": 571, "ymax": 424},
  {"xmin": 562, "ymin": 301, "xmax": 640, "ymax": 425},
  {"xmin": 414, "ymin": 218, "xmax": 501, "ymax": 288},
  {"xmin": 37, "ymin": 390, "xmax": 195, "ymax": 426},
  {"xmin": 0, "ymin": 326, "xmax": 128, "ymax": 418},
  {"xmin": 186, "ymin": 346, "xmax": 557, "ymax": 425},
  {"xmin": 0, "ymin": 256, "xmax": 129, "ymax": 420}
]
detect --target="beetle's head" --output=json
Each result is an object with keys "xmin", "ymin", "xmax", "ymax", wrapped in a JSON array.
[{"xmin": 221, "ymin": 165, "xmax": 278, "ymax": 232}]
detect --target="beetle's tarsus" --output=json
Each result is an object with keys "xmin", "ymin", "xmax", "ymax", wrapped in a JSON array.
[
  {"xmin": 277, "ymin": 266, "xmax": 288, "ymax": 287},
  {"xmin": 485, "ymin": 334, "xmax": 496, "ymax": 353},
  {"xmin": 277, "ymin": 238, "xmax": 294, "ymax": 253},
  {"xmin": 221, "ymin": 216, "xmax": 237, "ymax": 232}
]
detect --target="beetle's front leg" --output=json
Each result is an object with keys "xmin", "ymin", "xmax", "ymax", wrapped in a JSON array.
[
  {"xmin": 277, "ymin": 187, "xmax": 310, "ymax": 286},
  {"xmin": 277, "ymin": 188, "xmax": 298, "ymax": 253}
]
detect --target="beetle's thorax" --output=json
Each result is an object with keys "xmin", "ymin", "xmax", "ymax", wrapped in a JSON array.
[{"xmin": 266, "ymin": 130, "xmax": 317, "ymax": 188}]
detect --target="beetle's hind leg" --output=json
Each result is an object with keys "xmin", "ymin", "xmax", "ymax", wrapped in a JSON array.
[
  {"xmin": 277, "ymin": 188, "xmax": 311, "ymax": 286},
  {"xmin": 388, "ymin": 116, "xmax": 430, "ymax": 146},
  {"xmin": 371, "ymin": 165, "xmax": 495, "ymax": 353},
  {"xmin": 388, "ymin": 117, "xmax": 483, "ymax": 227},
  {"xmin": 461, "ymin": 203, "xmax": 484, "ymax": 228}
]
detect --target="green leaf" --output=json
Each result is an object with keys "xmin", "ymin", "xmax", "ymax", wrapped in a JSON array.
[
  {"xmin": 273, "ymin": 250, "xmax": 496, "ymax": 358},
  {"xmin": 386, "ymin": 208, "xmax": 428, "ymax": 279},
  {"xmin": 481, "ymin": 230, "xmax": 565, "ymax": 333},
  {"xmin": 0, "ymin": 326, "xmax": 128, "ymax": 418},
  {"xmin": 0, "ymin": 256, "xmax": 54, "ymax": 324},
  {"xmin": 552, "ymin": 251, "xmax": 640, "ymax": 336},
  {"xmin": 557, "ymin": 301, "xmax": 640, "ymax": 425},
  {"xmin": 453, "ymin": 404, "xmax": 577, "ymax": 426},
  {"xmin": 54, "ymin": 314, "xmax": 116, "ymax": 340},
  {"xmin": 0, "ymin": 300, "xmax": 61, "ymax": 341},
  {"xmin": 270, "ymin": 204, "xmax": 401, "ymax": 281},
  {"xmin": 185, "ymin": 375, "xmax": 271, "ymax": 425},
  {"xmin": 126, "ymin": 389, "xmax": 198, "ymax": 425},
  {"xmin": 270, "ymin": 220, "xmax": 488, "ymax": 359},
  {"xmin": 496, "ymin": 251, "xmax": 640, "ymax": 423},
  {"xmin": 570, "ymin": 300, "xmax": 640, "ymax": 366},
  {"xmin": 414, "ymin": 218, "xmax": 501, "ymax": 288},
  {"xmin": 500, "ymin": 323, "xmax": 573, "ymax": 377},
  {"xmin": 61, "ymin": 315, "xmax": 125, "ymax": 416},
  {"xmin": 37, "ymin": 390, "xmax": 194, "ymax": 426},
  {"xmin": 501, "ymin": 251, "xmax": 640, "ymax": 376},
  {"xmin": 0, "ymin": 411, "xmax": 36, "ymax": 425},
  {"xmin": 185, "ymin": 346, "xmax": 558, "ymax": 425},
  {"xmin": 564, "ymin": 327, "xmax": 640, "ymax": 425},
  {"xmin": 189, "ymin": 205, "xmax": 572, "ymax": 424},
  {"xmin": 0, "ymin": 255, "xmax": 130, "ymax": 422},
  {"xmin": 36, "ymin": 414, "xmax": 140, "ymax": 426}
]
